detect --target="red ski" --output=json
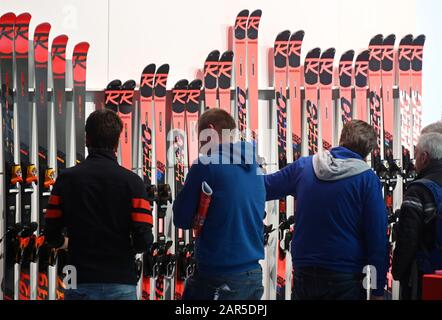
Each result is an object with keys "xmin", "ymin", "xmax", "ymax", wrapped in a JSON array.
[
  {"xmin": 274, "ymin": 30, "xmax": 290, "ymax": 300},
  {"xmin": 368, "ymin": 34, "xmax": 384, "ymax": 172},
  {"xmin": 234, "ymin": 9, "xmax": 249, "ymax": 140},
  {"xmin": 32, "ymin": 21, "xmax": 52, "ymax": 301},
  {"xmin": 397, "ymin": 35, "xmax": 415, "ymax": 185},
  {"xmin": 118, "ymin": 80, "xmax": 136, "ymax": 170},
  {"xmin": 381, "ymin": 34, "xmax": 399, "ymax": 296},
  {"xmin": 203, "ymin": 50, "xmax": 220, "ymax": 109},
  {"xmin": 304, "ymin": 48, "xmax": 321, "ymax": 155},
  {"xmin": 319, "ymin": 48, "xmax": 336, "ymax": 151},
  {"xmin": 171, "ymin": 79, "xmax": 189, "ymax": 300},
  {"xmin": 14, "ymin": 12, "xmax": 35, "ymax": 301},
  {"xmin": 288, "ymin": 31, "xmax": 304, "ymax": 161},
  {"xmin": 339, "ymin": 50, "xmax": 355, "ymax": 126},
  {"xmin": 186, "ymin": 80, "xmax": 203, "ymax": 166},
  {"xmin": 218, "ymin": 51, "xmax": 234, "ymax": 114},
  {"xmin": 354, "ymin": 50, "xmax": 369, "ymax": 122},
  {"xmin": 104, "ymin": 79, "xmax": 122, "ymax": 113},
  {"xmin": 73, "ymin": 42, "xmax": 90, "ymax": 165},
  {"xmin": 50, "ymin": 33, "xmax": 69, "ymax": 300},
  {"xmin": 139, "ymin": 63, "xmax": 156, "ymax": 300},
  {"xmin": 152, "ymin": 64, "xmax": 171, "ymax": 301},
  {"xmin": 247, "ymin": 9, "xmax": 262, "ymax": 143},
  {"xmin": 411, "ymin": 35, "xmax": 426, "ymax": 150}
]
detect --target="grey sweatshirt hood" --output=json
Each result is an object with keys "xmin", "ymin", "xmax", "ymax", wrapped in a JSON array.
[{"xmin": 312, "ymin": 150, "xmax": 370, "ymax": 181}]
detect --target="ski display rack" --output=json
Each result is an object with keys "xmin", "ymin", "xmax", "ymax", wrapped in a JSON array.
[
  {"xmin": 0, "ymin": 8, "xmax": 428, "ymax": 302},
  {"xmin": 0, "ymin": 10, "xmax": 90, "ymax": 301}
]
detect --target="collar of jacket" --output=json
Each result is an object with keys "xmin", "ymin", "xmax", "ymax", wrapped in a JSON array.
[
  {"xmin": 418, "ymin": 159, "xmax": 442, "ymax": 179},
  {"xmin": 86, "ymin": 148, "xmax": 118, "ymax": 162},
  {"xmin": 329, "ymin": 146, "xmax": 364, "ymax": 160}
]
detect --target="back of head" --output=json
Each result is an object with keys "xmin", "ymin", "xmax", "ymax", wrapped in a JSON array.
[
  {"xmin": 85, "ymin": 109, "xmax": 123, "ymax": 150},
  {"xmin": 339, "ymin": 120, "xmax": 377, "ymax": 158},
  {"xmin": 417, "ymin": 132, "xmax": 442, "ymax": 161},
  {"xmin": 421, "ymin": 121, "xmax": 442, "ymax": 135},
  {"xmin": 198, "ymin": 108, "xmax": 236, "ymax": 136}
]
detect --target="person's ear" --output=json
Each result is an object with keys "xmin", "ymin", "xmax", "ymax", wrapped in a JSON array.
[
  {"xmin": 85, "ymin": 135, "xmax": 90, "ymax": 148},
  {"xmin": 423, "ymin": 151, "xmax": 431, "ymax": 165}
]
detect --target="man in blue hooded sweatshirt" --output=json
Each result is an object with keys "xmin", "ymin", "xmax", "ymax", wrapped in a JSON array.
[
  {"xmin": 173, "ymin": 108, "xmax": 266, "ymax": 300},
  {"xmin": 265, "ymin": 120, "xmax": 388, "ymax": 300}
]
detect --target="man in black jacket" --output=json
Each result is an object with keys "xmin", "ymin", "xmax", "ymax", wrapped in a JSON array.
[
  {"xmin": 45, "ymin": 109, "xmax": 153, "ymax": 300},
  {"xmin": 392, "ymin": 130, "xmax": 442, "ymax": 299}
]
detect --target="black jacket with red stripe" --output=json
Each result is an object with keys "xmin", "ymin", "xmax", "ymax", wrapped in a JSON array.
[{"xmin": 45, "ymin": 149, "xmax": 153, "ymax": 285}]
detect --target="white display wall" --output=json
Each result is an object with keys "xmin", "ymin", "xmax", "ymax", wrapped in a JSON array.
[{"xmin": 2, "ymin": 0, "xmax": 441, "ymax": 124}]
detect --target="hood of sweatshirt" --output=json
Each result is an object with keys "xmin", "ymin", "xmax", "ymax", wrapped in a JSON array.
[
  {"xmin": 199, "ymin": 141, "xmax": 259, "ymax": 172},
  {"xmin": 312, "ymin": 146, "xmax": 371, "ymax": 181}
]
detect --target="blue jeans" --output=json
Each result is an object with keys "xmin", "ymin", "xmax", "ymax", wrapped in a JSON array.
[
  {"xmin": 64, "ymin": 283, "xmax": 137, "ymax": 300},
  {"xmin": 183, "ymin": 268, "xmax": 263, "ymax": 300},
  {"xmin": 293, "ymin": 267, "xmax": 365, "ymax": 300}
]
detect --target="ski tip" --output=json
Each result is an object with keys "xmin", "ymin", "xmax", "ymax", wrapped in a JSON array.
[
  {"xmin": 122, "ymin": 79, "xmax": 136, "ymax": 90},
  {"xmin": 249, "ymin": 9, "xmax": 262, "ymax": 17},
  {"xmin": 356, "ymin": 49, "xmax": 369, "ymax": 61},
  {"xmin": 321, "ymin": 47, "xmax": 336, "ymax": 59},
  {"xmin": 157, "ymin": 64, "xmax": 170, "ymax": 75},
  {"xmin": 106, "ymin": 79, "xmax": 122, "ymax": 89},
  {"xmin": 234, "ymin": 10, "xmax": 249, "ymax": 39},
  {"xmin": 206, "ymin": 50, "xmax": 220, "ymax": 61},
  {"xmin": 275, "ymin": 30, "xmax": 291, "ymax": 42},
  {"xmin": 290, "ymin": 30, "xmax": 305, "ymax": 42},
  {"xmin": 340, "ymin": 50, "xmax": 355, "ymax": 61},
  {"xmin": 369, "ymin": 34, "xmax": 383, "ymax": 46},
  {"xmin": 34, "ymin": 22, "xmax": 51, "ymax": 35},
  {"xmin": 236, "ymin": 9, "xmax": 250, "ymax": 18},
  {"xmin": 52, "ymin": 34, "xmax": 69, "ymax": 46},
  {"xmin": 173, "ymin": 79, "xmax": 189, "ymax": 89},
  {"xmin": 247, "ymin": 9, "xmax": 262, "ymax": 39},
  {"xmin": 413, "ymin": 34, "xmax": 426, "ymax": 46},
  {"xmin": 399, "ymin": 34, "xmax": 414, "ymax": 46},
  {"xmin": 16, "ymin": 12, "xmax": 32, "ymax": 24},
  {"xmin": 383, "ymin": 34, "xmax": 396, "ymax": 46},
  {"xmin": 0, "ymin": 12, "xmax": 16, "ymax": 24},
  {"xmin": 220, "ymin": 50, "xmax": 234, "ymax": 61},
  {"xmin": 306, "ymin": 47, "xmax": 321, "ymax": 58},
  {"xmin": 189, "ymin": 79, "xmax": 203, "ymax": 89},
  {"xmin": 73, "ymin": 42, "xmax": 90, "ymax": 55},
  {"xmin": 142, "ymin": 63, "xmax": 156, "ymax": 76}
]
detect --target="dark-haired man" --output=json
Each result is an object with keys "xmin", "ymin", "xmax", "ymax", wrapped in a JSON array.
[
  {"xmin": 265, "ymin": 120, "xmax": 388, "ymax": 300},
  {"xmin": 173, "ymin": 108, "xmax": 266, "ymax": 300},
  {"xmin": 45, "ymin": 109, "xmax": 153, "ymax": 300}
]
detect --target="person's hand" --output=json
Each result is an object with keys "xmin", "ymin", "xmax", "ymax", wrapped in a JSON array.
[{"xmin": 371, "ymin": 295, "xmax": 384, "ymax": 301}]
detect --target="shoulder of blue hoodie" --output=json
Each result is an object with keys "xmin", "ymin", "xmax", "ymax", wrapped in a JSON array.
[
  {"xmin": 173, "ymin": 141, "xmax": 263, "ymax": 229},
  {"xmin": 264, "ymin": 147, "xmax": 388, "ymax": 296},
  {"xmin": 264, "ymin": 155, "xmax": 311, "ymax": 201}
]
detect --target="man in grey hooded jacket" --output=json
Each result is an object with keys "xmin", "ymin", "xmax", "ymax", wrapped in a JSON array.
[{"xmin": 265, "ymin": 120, "xmax": 388, "ymax": 300}]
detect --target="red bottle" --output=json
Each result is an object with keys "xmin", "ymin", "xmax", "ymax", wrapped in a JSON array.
[{"xmin": 193, "ymin": 181, "xmax": 213, "ymax": 237}]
